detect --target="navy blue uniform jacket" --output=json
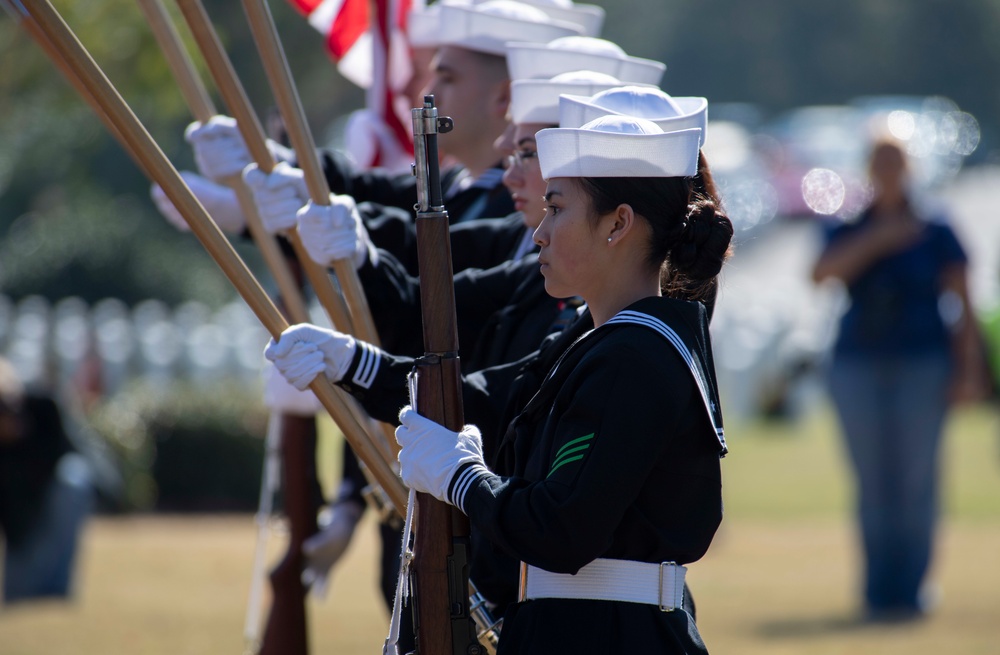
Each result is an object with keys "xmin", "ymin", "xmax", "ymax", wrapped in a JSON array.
[{"xmin": 454, "ymin": 296, "xmax": 726, "ymax": 655}]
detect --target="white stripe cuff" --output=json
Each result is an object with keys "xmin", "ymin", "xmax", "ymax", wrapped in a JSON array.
[
  {"xmin": 450, "ymin": 464, "xmax": 491, "ymax": 513},
  {"xmin": 351, "ymin": 341, "xmax": 381, "ymax": 389}
]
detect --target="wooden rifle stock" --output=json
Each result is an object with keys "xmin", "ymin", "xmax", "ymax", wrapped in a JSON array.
[
  {"xmin": 410, "ymin": 96, "xmax": 481, "ymax": 655},
  {"xmin": 258, "ymin": 412, "xmax": 318, "ymax": 655},
  {"xmin": 255, "ymin": 217, "xmax": 319, "ymax": 655}
]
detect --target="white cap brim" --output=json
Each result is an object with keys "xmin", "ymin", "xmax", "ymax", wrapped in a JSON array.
[
  {"xmin": 511, "ymin": 79, "xmax": 653, "ymax": 124},
  {"xmin": 439, "ymin": 4, "xmax": 582, "ymax": 56},
  {"xmin": 408, "ymin": 0, "xmax": 477, "ymax": 48},
  {"xmin": 537, "ymin": 125, "xmax": 702, "ymax": 178},
  {"xmin": 560, "ymin": 94, "xmax": 709, "ymax": 145},
  {"xmin": 514, "ymin": 0, "xmax": 605, "ymax": 36},
  {"xmin": 506, "ymin": 41, "xmax": 665, "ymax": 84},
  {"xmin": 407, "ymin": 5, "xmax": 445, "ymax": 48}
]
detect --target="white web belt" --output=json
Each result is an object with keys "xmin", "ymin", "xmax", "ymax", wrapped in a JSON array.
[{"xmin": 518, "ymin": 558, "xmax": 686, "ymax": 612}]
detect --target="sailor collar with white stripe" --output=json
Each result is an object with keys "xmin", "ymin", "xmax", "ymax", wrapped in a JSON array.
[
  {"xmin": 606, "ymin": 309, "xmax": 727, "ymax": 455},
  {"xmin": 543, "ymin": 299, "xmax": 726, "ymax": 456}
]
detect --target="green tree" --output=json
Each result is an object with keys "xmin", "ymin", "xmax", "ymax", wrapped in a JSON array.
[
  {"xmin": 603, "ymin": 0, "xmax": 1000, "ymax": 152},
  {"xmin": 0, "ymin": 0, "xmax": 361, "ymax": 306}
]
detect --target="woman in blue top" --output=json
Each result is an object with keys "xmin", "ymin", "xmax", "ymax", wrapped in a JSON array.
[{"xmin": 812, "ymin": 138, "xmax": 987, "ymax": 621}]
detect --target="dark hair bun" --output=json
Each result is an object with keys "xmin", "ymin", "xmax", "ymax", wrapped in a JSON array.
[{"xmin": 669, "ymin": 201, "xmax": 734, "ymax": 280}]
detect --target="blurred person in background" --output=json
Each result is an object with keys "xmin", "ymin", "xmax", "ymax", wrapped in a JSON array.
[
  {"xmin": 0, "ymin": 357, "xmax": 94, "ymax": 604},
  {"xmin": 811, "ymin": 138, "xmax": 989, "ymax": 622}
]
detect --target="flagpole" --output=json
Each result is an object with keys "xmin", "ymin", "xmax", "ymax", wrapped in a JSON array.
[
  {"xmin": 236, "ymin": 0, "xmax": 402, "ymax": 458},
  {"xmin": 16, "ymin": 0, "xmax": 408, "ymax": 515},
  {"xmin": 135, "ymin": 0, "xmax": 213, "ymax": 120},
  {"xmin": 240, "ymin": 0, "xmax": 382, "ymax": 346},
  {"xmin": 168, "ymin": 0, "xmax": 400, "ymax": 465},
  {"xmin": 135, "ymin": 0, "xmax": 311, "ymax": 325},
  {"xmin": 172, "ymin": 0, "xmax": 358, "ymax": 339},
  {"xmin": 132, "ymin": 7, "xmax": 323, "ymax": 654}
]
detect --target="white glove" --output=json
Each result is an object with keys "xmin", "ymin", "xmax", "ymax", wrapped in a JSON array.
[
  {"xmin": 184, "ymin": 115, "xmax": 253, "ymax": 181},
  {"xmin": 301, "ymin": 499, "xmax": 364, "ymax": 597},
  {"xmin": 266, "ymin": 139, "xmax": 296, "ymax": 165},
  {"xmin": 296, "ymin": 195, "xmax": 376, "ymax": 269},
  {"xmin": 243, "ymin": 162, "xmax": 310, "ymax": 234},
  {"xmin": 261, "ymin": 361, "xmax": 321, "ymax": 416},
  {"xmin": 395, "ymin": 406, "xmax": 486, "ymax": 506},
  {"xmin": 343, "ymin": 108, "xmax": 413, "ymax": 173},
  {"xmin": 263, "ymin": 324, "xmax": 357, "ymax": 390},
  {"xmin": 150, "ymin": 171, "xmax": 246, "ymax": 234}
]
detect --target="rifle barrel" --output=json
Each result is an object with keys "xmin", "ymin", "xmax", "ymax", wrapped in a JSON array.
[{"xmin": 409, "ymin": 95, "xmax": 480, "ymax": 655}]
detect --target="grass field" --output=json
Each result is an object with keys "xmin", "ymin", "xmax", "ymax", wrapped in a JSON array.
[{"xmin": 1, "ymin": 404, "xmax": 998, "ymax": 654}]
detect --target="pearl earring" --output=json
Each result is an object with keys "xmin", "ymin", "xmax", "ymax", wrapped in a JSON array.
[{"xmin": 607, "ymin": 237, "xmax": 612, "ymax": 243}]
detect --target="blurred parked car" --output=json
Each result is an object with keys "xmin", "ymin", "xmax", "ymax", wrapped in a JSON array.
[
  {"xmin": 703, "ymin": 119, "xmax": 778, "ymax": 240},
  {"xmin": 759, "ymin": 97, "xmax": 980, "ymax": 221},
  {"xmin": 758, "ymin": 105, "xmax": 871, "ymax": 220}
]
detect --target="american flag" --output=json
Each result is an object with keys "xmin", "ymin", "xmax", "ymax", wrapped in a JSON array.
[{"xmin": 287, "ymin": 0, "xmax": 415, "ymax": 169}]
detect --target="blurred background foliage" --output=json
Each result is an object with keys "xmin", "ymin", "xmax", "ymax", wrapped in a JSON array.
[
  {"xmin": 87, "ymin": 378, "xmax": 268, "ymax": 511},
  {"xmin": 1, "ymin": 0, "xmax": 998, "ymax": 306},
  {"xmin": 607, "ymin": 0, "xmax": 1000, "ymax": 144},
  {"xmin": 0, "ymin": 0, "xmax": 363, "ymax": 306}
]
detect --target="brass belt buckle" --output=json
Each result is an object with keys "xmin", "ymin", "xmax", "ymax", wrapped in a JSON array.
[{"xmin": 518, "ymin": 561, "xmax": 529, "ymax": 603}]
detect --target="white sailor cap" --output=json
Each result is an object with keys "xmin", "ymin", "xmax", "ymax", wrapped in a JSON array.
[
  {"xmin": 510, "ymin": 71, "xmax": 650, "ymax": 125},
  {"xmin": 407, "ymin": 2, "xmax": 456, "ymax": 48},
  {"xmin": 506, "ymin": 36, "xmax": 666, "ymax": 85},
  {"xmin": 435, "ymin": 0, "xmax": 583, "ymax": 56},
  {"xmin": 472, "ymin": 0, "xmax": 605, "ymax": 36},
  {"xmin": 559, "ymin": 85, "xmax": 709, "ymax": 146},
  {"xmin": 536, "ymin": 115, "xmax": 703, "ymax": 179}
]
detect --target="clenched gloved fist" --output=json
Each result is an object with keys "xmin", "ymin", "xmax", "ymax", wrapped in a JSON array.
[
  {"xmin": 395, "ymin": 406, "xmax": 486, "ymax": 507},
  {"xmin": 301, "ymin": 499, "xmax": 364, "ymax": 598},
  {"xmin": 185, "ymin": 115, "xmax": 252, "ymax": 181},
  {"xmin": 242, "ymin": 162, "xmax": 309, "ymax": 234},
  {"xmin": 297, "ymin": 195, "xmax": 377, "ymax": 269},
  {"xmin": 150, "ymin": 171, "xmax": 246, "ymax": 234},
  {"xmin": 263, "ymin": 324, "xmax": 357, "ymax": 390}
]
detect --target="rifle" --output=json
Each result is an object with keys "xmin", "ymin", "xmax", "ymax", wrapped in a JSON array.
[
  {"xmin": 255, "ymin": 256, "xmax": 320, "ymax": 655},
  {"xmin": 408, "ymin": 96, "xmax": 482, "ymax": 655},
  {"xmin": 257, "ymin": 417, "xmax": 318, "ymax": 655}
]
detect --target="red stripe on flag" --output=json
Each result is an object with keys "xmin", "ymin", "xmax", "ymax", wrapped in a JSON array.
[
  {"xmin": 287, "ymin": 0, "xmax": 323, "ymax": 17},
  {"xmin": 284, "ymin": 0, "xmax": 414, "ymax": 166},
  {"xmin": 376, "ymin": 0, "xmax": 413, "ymax": 162},
  {"xmin": 326, "ymin": 0, "xmax": 369, "ymax": 59}
]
